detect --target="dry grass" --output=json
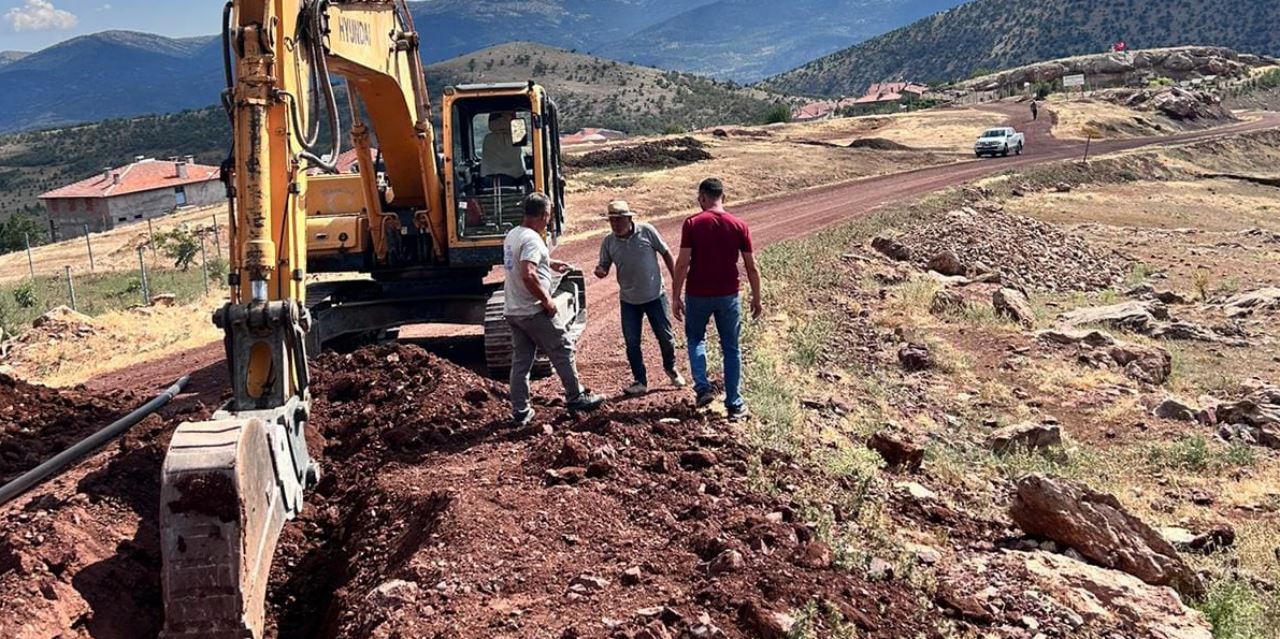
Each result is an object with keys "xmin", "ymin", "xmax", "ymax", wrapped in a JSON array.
[
  {"xmin": 562, "ymin": 109, "xmax": 988, "ymax": 238},
  {"xmin": 4, "ymin": 293, "xmax": 224, "ymax": 387},
  {"xmin": 0, "ymin": 203, "xmax": 227, "ymax": 285},
  {"xmin": 1048, "ymin": 96, "xmax": 1167, "ymax": 140}
]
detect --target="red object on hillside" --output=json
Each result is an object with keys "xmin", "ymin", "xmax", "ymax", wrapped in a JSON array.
[{"xmin": 1112, "ymin": 41, "xmax": 1128, "ymax": 53}]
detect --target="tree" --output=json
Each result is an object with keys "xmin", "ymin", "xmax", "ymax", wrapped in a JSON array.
[
  {"xmin": 0, "ymin": 210, "xmax": 47, "ymax": 255},
  {"xmin": 155, "ymin": 225, "xmax": 201, "ymax": 271},
  {"xmin": 762, "ymin": 104, "xmax": 792, "ymax": 124}
]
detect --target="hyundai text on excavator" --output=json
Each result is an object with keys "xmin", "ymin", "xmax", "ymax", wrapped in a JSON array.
[{"xmin": 158, "ymin": 1, "xmax": 585, "ymax": 636}]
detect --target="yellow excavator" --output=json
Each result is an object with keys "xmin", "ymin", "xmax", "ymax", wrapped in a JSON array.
[{"xmin": 158, "ymin": 1, "xmax": 585, "ymax": 636}]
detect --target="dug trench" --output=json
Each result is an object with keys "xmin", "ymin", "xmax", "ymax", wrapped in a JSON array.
[{"xmin": 264, "ymin": 344, "xmax": 946, "ymax": 638}]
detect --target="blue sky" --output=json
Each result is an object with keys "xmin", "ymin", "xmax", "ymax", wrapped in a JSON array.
[{"xmin": 1, "ymin": 0, "xmax": 225, "ymax": 52}]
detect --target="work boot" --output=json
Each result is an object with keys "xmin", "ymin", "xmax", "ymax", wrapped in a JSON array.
[
  {"xmin": 695, "ymin": 391, "xmax": 716, "ymax": 409},
  {"xmin": 567, "ymin": 392, "xmax": 605, "ymax": 413},
  {"xmin": 511, "ymin": 408, "xmax": 536, "ymax": 428},
  {"xmin": 727, "ymin": 404, "xmax": 751, "ymax": 422},
  {"xmin": 623, "ymin": 382, "xmax": 648, "ymax": 397}
]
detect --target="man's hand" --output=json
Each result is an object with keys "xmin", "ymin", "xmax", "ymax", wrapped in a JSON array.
[
  {"xmin": 550, "ymin": 260, "xmax": 571, "ymax": 274},
  {"xmin": 672, "ymin": 296, "xmax": 685, "ymax": 322},
  {"xmin": 593, "ymin": 266, "xmax": 608, "ymax": 279},
  {"xmin": 541, "ymin": 299, "xmax": 557, "ymax": 317},
  {"xmin": 750, "ymin": 295, "xmax": 764, "ymax": 320}
]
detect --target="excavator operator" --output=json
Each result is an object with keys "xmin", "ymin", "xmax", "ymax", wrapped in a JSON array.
[{"xmin": 482, "ymin": 111, "xmax": 531, "ymax": 187}]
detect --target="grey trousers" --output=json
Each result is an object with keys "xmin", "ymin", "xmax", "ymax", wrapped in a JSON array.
[{"xmin": 507, "ymin": 312, "xmax": 584, "ymax": 415}]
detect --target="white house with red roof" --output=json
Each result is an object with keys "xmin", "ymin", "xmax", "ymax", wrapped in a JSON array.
[{"xmin": 39, "ymin": 156, "xmax": 224, "ymax": 239}]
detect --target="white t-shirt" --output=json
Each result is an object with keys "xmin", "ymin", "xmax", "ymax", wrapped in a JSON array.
[{"xmin": 503, "ymin": 225, "xmax": 551, "ymax": 317}]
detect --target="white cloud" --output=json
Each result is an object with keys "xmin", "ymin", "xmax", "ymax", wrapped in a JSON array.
[{"xmin": 4, "ymin": 0, "xmax": 79, "ymax": 32}]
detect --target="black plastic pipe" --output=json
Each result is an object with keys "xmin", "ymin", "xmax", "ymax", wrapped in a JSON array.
[{"xmin": 0, "ymin": 375, "xmax": 190, "ymax": 507}]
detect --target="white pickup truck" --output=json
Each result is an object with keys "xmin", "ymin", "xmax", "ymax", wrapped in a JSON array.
[{"xmin": 974, "ymin": 127, "xmax": 1025, "ymax": 158}]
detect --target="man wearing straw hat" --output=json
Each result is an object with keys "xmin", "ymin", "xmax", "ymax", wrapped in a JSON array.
[{"xmin": 594, "ymin": 200, "xmax": 687, "ymax": 396}]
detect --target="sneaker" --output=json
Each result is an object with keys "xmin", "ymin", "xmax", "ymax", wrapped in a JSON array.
[
  {"xmin": 667, "ymin": 370, "xmax": 688, "ymax": 388},
  {"xmin": 727, "ymin": 404, "xmax": 751, "ymax": 422},
  {"xmin": 695, "ymin": 391, "xmax": 716, "ymax": 408},
  {"xmin": 567, "ymin": 392, "xmax": 606, "ymax": 413},
  {"xmin": 511, "ymin": 408, "xmax": 536, "ymax": 427},
  {"xmin": 623, "ymin": 382, "xmax": 648, "ymax": 397}
]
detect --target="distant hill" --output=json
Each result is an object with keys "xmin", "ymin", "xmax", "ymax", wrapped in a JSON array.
[
  {"xmin": 0, "ymin": 43, "xmax": 784, "ymax": 214},
  {"xmin": 0, "ymin": 31, "xmax": 222, "ymax": 133},
  {"xmin": 0, "ymin": 52, "xmax": 28, "ymax": 68},
  {"xmin": 766, "ymin": 0, "xmax": 1280, "ymax": 97},
  {"xmin": 425, "ymin": 43, "xmax": 785, "ymax": 133},
  {"xmin": 607, "ymin": 0, "xmax": 964, "ymax": 82}
]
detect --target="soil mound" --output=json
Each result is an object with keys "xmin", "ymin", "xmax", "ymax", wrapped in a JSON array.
[
  {"xmin": 0, "ymin": 373, "xmax": 136, "ymax": 484},
  {"xmin": 899, "ymin": 207, "xmax": 1130, "ymax": 291},
  {"xmin": 565, "ymin": 137, "xmax": 712, "ymax": 169},
  {"xmin": 849, "ymin": 138, "xmax": 912, "ymax": 151}
]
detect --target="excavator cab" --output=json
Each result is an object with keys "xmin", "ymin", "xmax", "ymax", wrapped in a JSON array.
[{"xmin": 442, "ymin": 82, "xmax": 566, "ymax": 266}]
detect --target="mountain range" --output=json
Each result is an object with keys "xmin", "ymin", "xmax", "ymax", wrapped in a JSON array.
[
  {"xmin": 766, "ymin": 0, "xmax": 1280, "ymax": 97},
  {"xmin": 0, "ymin": 0, "xmax": 960, "ymax": 133}
]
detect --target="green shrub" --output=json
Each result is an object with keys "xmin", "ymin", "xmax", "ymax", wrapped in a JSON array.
[{"xmin": 12, "ymin": 281, "xmax": 36, "ymax": 309}]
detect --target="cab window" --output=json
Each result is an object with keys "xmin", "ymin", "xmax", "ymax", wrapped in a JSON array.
[{"xmin": 451, "ymin": 103, "xmax": 534, "ymax": 240}]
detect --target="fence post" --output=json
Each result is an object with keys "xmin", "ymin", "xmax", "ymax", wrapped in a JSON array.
[
  {"xmin": 211, "ymin": 213, "xmax": 221, "ymax": 258},
  {"xmin": 83, "ymin": 224, "xmax": 96, "ymax": 273},
  {"xmin": 24, "ymin": 233, "xmax": 34, "ymax": 280},
  {"xmin": 137, "ymin": 246, "xmax": 151, "ymax": 307},
  {"xmin": 199, "ymin": 235, "xmax": 210, "ymax": 295},
  {"xmin": 64, "ymin": 266, "xmax": 77, "ymax": 311},
  {"xmin": 147, "ymin": 218, "xmax": 157, "ymax": 256}
]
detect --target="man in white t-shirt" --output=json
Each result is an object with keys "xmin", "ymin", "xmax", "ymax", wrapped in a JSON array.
[{"xmin": 503, "ymin": 193, "xmax": 604, "ymax": 425}]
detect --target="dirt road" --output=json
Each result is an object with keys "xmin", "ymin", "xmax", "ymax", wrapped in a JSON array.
[{"xmin": 89, "ymin": 106, "xmax": 1279, "ymax": 401}]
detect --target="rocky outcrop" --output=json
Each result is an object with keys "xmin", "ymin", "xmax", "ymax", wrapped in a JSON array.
[
  {"xmin": 992, "ymin": 288, "xmax": 1035, "ymax": 327},
  {"xmin": 1037, "ymin": 328, "xmax": 1173, "ymax": 385},
  {"xmin": 1019, "ymin": 552, "xmax": 1213, "ymax": 639},
  {"xmin": 985, "ymin": 422, "xmax": 1062, "ymax": 455},
  {"xmin": 967, "ymin": 46, "xmax": 1265, "ymax": 95},
  {"xmin": 1221, "ymin": 287, "xmax": 1280, "ymax": 318},
  {"xmin": 1059, "ymin": 301, "xmax": 1165, "ymax": 332},
  {"xmin": 1102, "ymin": 87, "xmax": 1233, "ymax": 122},
  {"xmin": 1010, "ymin": 475, "xmax": 1203, "ymax": 599}
]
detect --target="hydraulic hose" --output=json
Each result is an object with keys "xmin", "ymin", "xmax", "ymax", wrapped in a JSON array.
[{"xmin": 0, "ymin": 376, "xmax": 190, "ymax": 507}]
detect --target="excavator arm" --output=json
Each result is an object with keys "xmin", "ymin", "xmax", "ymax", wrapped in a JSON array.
[{"xmin": 158, "ymin": 1, "xmax": 439, "ymax": 637}]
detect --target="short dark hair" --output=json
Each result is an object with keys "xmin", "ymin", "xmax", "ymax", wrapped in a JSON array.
[
  {"xmin": 698, "ymin": 178, "xmax": 724, "ymax": 201},
  {"xmin": 524, "ymin": 192, "xmax": 552, "ymax": 217}
]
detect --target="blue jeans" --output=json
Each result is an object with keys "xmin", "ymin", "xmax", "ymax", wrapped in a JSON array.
[
  {"xmin": 621, "ymin": 294, "xmax": 678, "ymax": 386},
  {"xmin": 684, "ymin": 294, "xmax": 743, "ymax": 410}
]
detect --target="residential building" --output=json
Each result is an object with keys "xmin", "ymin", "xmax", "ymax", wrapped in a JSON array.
[{"xmin": 39, "ymin": 157, "xmax": 223, "ymax": 239}]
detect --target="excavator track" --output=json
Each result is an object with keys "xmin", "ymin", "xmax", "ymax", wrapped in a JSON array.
[{"xmin": 484, "ymin": 269, "xmax": 587, "ymax": 380}]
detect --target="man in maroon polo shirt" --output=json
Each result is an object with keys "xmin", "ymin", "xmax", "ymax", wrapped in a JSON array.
[{"xmin": 672, "ymin": 178, "xmax": 763, "ymax": 420}]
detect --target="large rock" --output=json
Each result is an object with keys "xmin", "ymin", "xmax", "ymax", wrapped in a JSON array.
[
  {"xmin": 871, "ymin": 236, "xmax": 912, "ymax": 261},
  {"xmin": 898, "ymin": 343, "xmax": 933, "ymax": 372},
  {"xmin": 992, "ymin": 287, "xmax": 1035, "ymax": 327},
  {"xmin": 1099, "ymin": 342, "xmax": 1172, "ymax": 386},
  {"xmin": 927, "ymin": 250, "xmax": 966, "ymax": 276},
  {"xmin": 1216, "ymin": 384, "xmax": 1280, "ymax": 429},
  {"xmin": 1010, "ymin": 475, "xmax": 1203, "ymax": 598},
  {"xmin": 867, "ymin": 431, "xmax": 924, "ymax": 472},
  {"xmin": 1037, "ymin": 329, "xmax": 1116, "ymax": 348},
  {"xmin": 985, "ymin": 422, "xmax": 1062, "ymax": 455},
  {"xmin": 1153, "ymin": 397, "xmax": 1199, "ymax": 422},
  {"xmin": 1020, "ymin": 552, "xmax": 1213, "ymax": 639},
  {"xmin": 1222, "ymin": 287, "xmax": 1280, "ymax": 318},
  {"xmin": 1059, "ymin": 301, "xmax": 1164, "ymax": 333}
]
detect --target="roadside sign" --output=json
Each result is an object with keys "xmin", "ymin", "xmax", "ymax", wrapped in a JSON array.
[{"xmin": 1063, "ymin": 74, "xmax": 1085, "ymax": 88}]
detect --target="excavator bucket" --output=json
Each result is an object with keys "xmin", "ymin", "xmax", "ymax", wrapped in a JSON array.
[{"xmin": 159, "ymin": 415, "xmax": 303, "ymax": 639}]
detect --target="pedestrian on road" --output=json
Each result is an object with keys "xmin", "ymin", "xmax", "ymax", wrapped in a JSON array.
[
  {"xmin": 503, "ymin": 193, "xmax": 604, "ymax": 426},
  {"xmin": 594, "ymin": 200, "xmax": 687, "ymax": 396},
  {"xmin": 672, "ymin": 178, "xmax": 763, "ymax": 420},
  {"xmin": 1030, "ymin": 99, "xmax": 1039, "ymax": 121}
]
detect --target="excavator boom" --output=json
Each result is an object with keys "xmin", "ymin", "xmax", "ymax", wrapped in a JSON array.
[{"xmin": 159, "ymin": 1, "xmax": 576, "ymax": 636}]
